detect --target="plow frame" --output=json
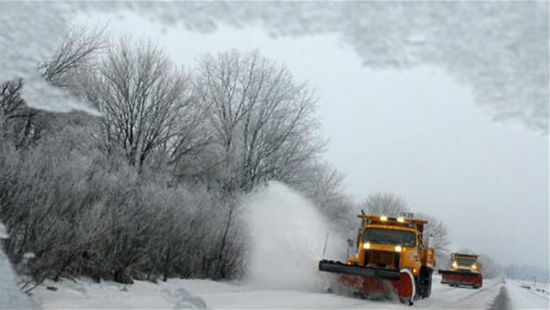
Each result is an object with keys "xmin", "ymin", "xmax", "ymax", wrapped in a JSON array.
[{"xmin": 319, "ymin": 260, "xmax": 400, "ymax": 279}]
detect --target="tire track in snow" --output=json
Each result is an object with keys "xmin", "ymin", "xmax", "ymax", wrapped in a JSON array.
[
  {"xmin": 162, "ymin": 287, "xmax": 207, "ymax": 309},
  {"xmin": 456, "ymin": 280, "xmax": 500, "ymax": 302},
  {"xmin": 488, "ymin": 286, "xmax": 510, "ymax": 310}
]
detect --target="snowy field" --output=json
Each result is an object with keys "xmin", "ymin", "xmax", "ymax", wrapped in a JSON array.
[
  {"xmin": 31, "ymin": 275, "xmax": 549, "ymax": 309},
  {"xmin": 506, "ymin": 279, "xmax": 550, "ymax": 310}
]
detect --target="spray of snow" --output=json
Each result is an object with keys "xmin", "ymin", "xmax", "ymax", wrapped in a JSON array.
[
  {"xmin": 0, "ymin": 3, "xmax": 100, "ymax": 115},
  {"xmin": 242, "ymin": 181, "xmax": 346, "ymax": 291}
]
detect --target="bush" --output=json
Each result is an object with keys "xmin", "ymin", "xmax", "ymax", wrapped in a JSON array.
[{"xmin": 0, "ymin": 132, "xmax": 243, "ymax": 284}]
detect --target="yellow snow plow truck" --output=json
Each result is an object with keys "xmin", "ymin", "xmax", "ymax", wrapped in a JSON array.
[
  {"xmin": 319, "ymin": 214, "xmax": 436, "ymax": 304},
  {"xmin": 439, "ymin": 253, "xmax": 482, "ymax": 288}
]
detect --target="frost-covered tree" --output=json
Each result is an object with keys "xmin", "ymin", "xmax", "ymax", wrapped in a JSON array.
[
  {"xmin": 290, "ymin": 160, "xmax": 354, "ymax": 230},
  {"xmin": 416, "ymin": 212, "xmax": 450, "ymax": 260},
  {"xmin": 1, "ymin": 27, "xmax": 102, "ymax": 150},
  {"xmin": 0, "ymin": 31, "xmax": 344, "ymax": 285},
  {"xmin": 171, "ymin": 51, "xmax": 325, "ymax": 278},
  {"xmin": 189, "ymin": 51, "xmax": 323, "ymax": 193},
  {"xmin": 0, "ymin": 79, "xmax": 41, "ymax": 149},
  {"xmin": 360, "ymin": 192, "xmax": 409, "ymax": 216},
  {"xmin": 84, "ymin": 40, "xmax": 192, "ymax": 169},
  {"xmin": 39, "ymin": 26, "xmax": 105, "ymax": 90}
]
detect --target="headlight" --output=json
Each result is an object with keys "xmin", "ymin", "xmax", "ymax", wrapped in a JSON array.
[
  {"xmin": 380, "ymin": 215, "xmax": 388, "ymax": 221},
  {"xmin": 363, "ymin": 242, "xmax": 371, "ymax": 249},
  {"xmin": 394, "ymin": 245, "xmax": 402, "ymax": 252},
  {"xmin": 397, "ymin": 216, "xmax": 405, "ymax": 223},
  {"xmin": 471, "ymin": 263, "xmax": 477, "ymax": 269},
  {"xmin": 452, "ymin": 261, "xmax": 458, "ymax": 268}
]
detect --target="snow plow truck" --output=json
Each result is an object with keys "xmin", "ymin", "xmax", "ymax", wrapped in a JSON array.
[
  {"xmin": 439, "ymin": 253, "xmax": 482, "ymax": 288},
  {"xmin": 319, "ymin": 214, "xmax": 436, "ymax": 304}
]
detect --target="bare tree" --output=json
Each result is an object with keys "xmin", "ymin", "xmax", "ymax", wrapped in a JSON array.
[
  {"xmin": 84, "ymin": 40, "xmax": 192, "ymax": 169},
  {"xmin": 0, "ymin": 79, "xmax": 41, "ymax": 149},
  {"xmin": 0, "ymin": 79, "xmax": 24, "ymax": 117},
  {"xmin": 39, "ymin": 26, "xmax": 105, "ymax": 89},
  {"xmin": 293, "ymin": 161, "xmax": 343, "ymax": 202},
  {"xmin": 192, "ymin": 51, "xmax": 323, "ymax": 193},
  {"xmin": 290, "ymin": 161, "xmax": 355, "ymax": 227},
  {"xmin": 0, "ymin": 27, "xmax": 103, "ymax": 150},
  {"xmin": 416, "ymin": 212, "xmax": 450, "ymax": 258},
  {"xmin": 361, "ymin": 192, "xmax": 409, "ymax": 216},
  {"xmin": 173, "ymin": 51, "xmax": 324, "ymax": 278},
  {"xmin": 1, "ymin": 40, "xmax": 344, "ymax": 285}
]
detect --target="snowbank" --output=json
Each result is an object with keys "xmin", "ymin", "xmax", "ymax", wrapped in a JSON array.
[
  {"xmin": 0, "ymin": 222, "xmax": 36, "ymax": 309},
  {"xmin": 507, "ymin": 280, "xmax": 550, "ymax": 309}
]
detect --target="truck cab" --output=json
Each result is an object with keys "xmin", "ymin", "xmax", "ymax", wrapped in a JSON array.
[
  {"xmin": 439, "ymin": 252, "xmax": 483, "ymax": 288},
  {"xmin": 449, "ymin": 253, "xmax": 481, "ymax": 274},
  {"xmin": 346, "ymin": 215, "xmax": 436, "ymax": 277}
]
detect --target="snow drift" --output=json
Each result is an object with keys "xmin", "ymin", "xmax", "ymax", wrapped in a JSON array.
[
  {"xmin": 0, "ymin": 222, "xmax": 36, "ymax": 309},
  {"xmin": 242, "ymin": 181, "xmax": 345, "ymax": 291}
]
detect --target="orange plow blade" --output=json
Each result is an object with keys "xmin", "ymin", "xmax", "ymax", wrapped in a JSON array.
[
  {"xmin": 341, "ymin": 270, "xmax": 415, "ymax": 302},
  {"xmin": 319, "ymin": 260, "xmax": 416, "ymax": 303},
  {"xmin": 439, "ymin": 270, "xmax": 482, "ymax": 288}
]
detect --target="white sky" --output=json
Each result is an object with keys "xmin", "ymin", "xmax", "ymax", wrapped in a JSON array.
[{"xmin": 77, "ymin": 12, "xmax": 549, "ymax": 270}]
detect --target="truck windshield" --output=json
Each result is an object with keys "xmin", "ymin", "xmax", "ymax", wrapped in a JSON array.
[
  {"xmin": 362, "ymin": 228, "xmax": 416, "ymax": 247},
  {"xmin": 455, "ymin": 257, "xmax": 476, "ymax": 266}
]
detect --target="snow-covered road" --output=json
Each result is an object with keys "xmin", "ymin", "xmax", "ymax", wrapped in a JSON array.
[{"xmin": 32, "ymin": 275, "xmax": 549, "ymax": 309}]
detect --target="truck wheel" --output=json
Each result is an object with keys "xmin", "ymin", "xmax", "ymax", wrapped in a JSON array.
[
  {"xmin": 419, "ymin": 267, "xmax": 433, "ymax": 298},
  {"xmin": 424, "ymin": 271, "xmax": 432, "ymax": 297},
  {"xmin": 414, "ymin": 276, "xmax": 421, "ymax": 299}
]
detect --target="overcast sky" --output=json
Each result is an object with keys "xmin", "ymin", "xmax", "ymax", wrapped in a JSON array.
[{"xmin": 77, "ymin": 12, "xmax": 549, "ymax": 270}]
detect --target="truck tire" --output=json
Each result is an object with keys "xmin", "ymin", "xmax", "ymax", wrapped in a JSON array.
[{"xmin": 419, "ymin": 267, "xmax": 433, "ymax": 298}]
